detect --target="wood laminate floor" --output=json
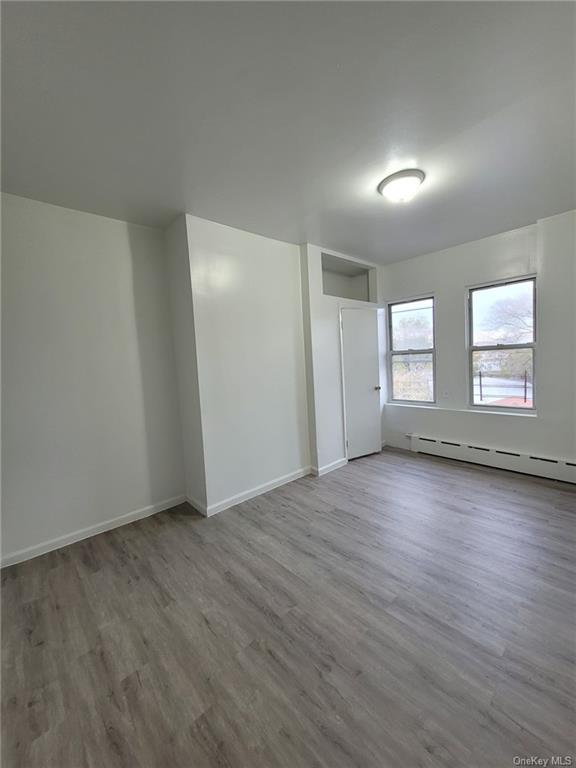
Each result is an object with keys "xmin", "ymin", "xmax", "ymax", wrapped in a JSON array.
[{"xmin": 2, "ymin": 449, "xmax": 575, "ymax": 767}]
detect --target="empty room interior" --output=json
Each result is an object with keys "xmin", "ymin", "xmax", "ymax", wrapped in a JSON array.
[{"xmin": 2, "ymin": 2, "xmax": 575, "ymax": 767}]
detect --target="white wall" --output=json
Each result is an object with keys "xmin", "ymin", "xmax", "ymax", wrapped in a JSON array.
[
  {"xmin": 380, "ymin": 210, "xmax": 576, "ymax": 460},
  {"xmin": 185, "ymin": 215, "xmax": 310, "ymax": 512},
  {"xmin": 2, "ymin": 194, "xmax": 184, "ymax": 563},
  {"xmin": 301, "ymin": 244, "xmax": 382, "ymax": 473},
  {"xmin": 165, "ymin": 216, "xmax": 207, "ymax": 510},
  {"xmin": 322, "ymin": 270, "xmax": 370, "ymax": 302}
]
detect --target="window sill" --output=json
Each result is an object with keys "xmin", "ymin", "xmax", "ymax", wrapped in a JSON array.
[{"xmin": 385, "ymin": 402, "xmax": 538, "ymax": 417}]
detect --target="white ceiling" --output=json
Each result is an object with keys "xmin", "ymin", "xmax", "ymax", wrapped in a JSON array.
[{"xmin": 2, "ymin": 2, "xmax": 574, "ymax": 263}]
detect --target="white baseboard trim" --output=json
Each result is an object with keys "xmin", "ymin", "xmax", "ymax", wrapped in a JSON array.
[
  {"xmin": 311, "ymin": 457, "xmax": 348, "ymax": 477},
  {"xmin": 185, "ymin": 493, "xmax": 208, "ymax": 517},
  {"xmin": 2, "ymin": 460, "xmax": 347, "ymax": 567},
  {"xmin": 204, "ymin": 467, "xmax": 312, "ymax": 516},
  {"xmin": 1, "ymin": 494, "xmax": 187, "ymax": 568}
]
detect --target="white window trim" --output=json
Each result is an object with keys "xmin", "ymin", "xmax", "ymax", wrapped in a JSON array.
[
  {"xmin": 387, "ymin": 295, "xmax": 436, "ymax": 405},
  {"xmin": 467, "ymin": 276, "xmax": 536, "ymax": 411}
]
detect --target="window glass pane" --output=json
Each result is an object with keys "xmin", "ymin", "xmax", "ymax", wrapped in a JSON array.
[
  {"xmin": 472, "ymin": 349, "xmax": 533, "ymax": 408},
  {"xmin": 471, "ymin": 280, "xmax": 534, "ymax": 346},
  {"xmin": 392, "ymin": 353, "xmax": 434, "ymax": 402},
  {"xmin": 391, "ymin": 298, "xmax": 433, "ymax": 351}
]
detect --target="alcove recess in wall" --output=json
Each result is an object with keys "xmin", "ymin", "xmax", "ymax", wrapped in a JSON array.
[{"xmin": 321, "ymin": 253, "xmax": 377, "ymax": 302}]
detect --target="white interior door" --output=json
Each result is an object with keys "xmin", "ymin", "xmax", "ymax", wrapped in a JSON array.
[{"xmin": 341, "ymin": 308, "xmax": 381, "ymax": 459}]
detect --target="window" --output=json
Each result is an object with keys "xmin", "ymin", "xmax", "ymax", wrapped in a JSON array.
[
  {"xmin": 469, "ymin": 278, "xmax": 535, "ymax": 409},
  {"xmin": 388, "ymin": 297, "xmax": 435, "ymax": 402}
]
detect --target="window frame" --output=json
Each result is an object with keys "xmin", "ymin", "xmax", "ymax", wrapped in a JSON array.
[
  {"xmin": 387, "ymin": 295, "xmax": 436, "ymax": 404},
  {"xmin": 467, "ymin": 276, "xmax": 536, "ymax": 411}
]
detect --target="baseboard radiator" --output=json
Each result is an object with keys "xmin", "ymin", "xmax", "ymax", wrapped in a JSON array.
[{"xmin": 409, "ymin": 434, "xmax": 576, "ymax": 484}]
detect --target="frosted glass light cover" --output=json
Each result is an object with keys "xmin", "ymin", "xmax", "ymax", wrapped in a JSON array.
[{"xmin": 378, "ymin": 169, "xmax": 425, "ymax": 202}]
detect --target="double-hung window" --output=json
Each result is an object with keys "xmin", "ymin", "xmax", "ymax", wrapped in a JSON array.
[
  {"xmin": 388, "ymin": 297, "xmax": 435, "ymax": 403},
  {"xmin": 469, "ymin": 278, "xmax": 535, "ymax": 409}
]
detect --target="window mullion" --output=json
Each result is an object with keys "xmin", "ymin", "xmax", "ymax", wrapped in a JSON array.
[
  {"xmin": 390, "ymin": 348, "xmax": 434, "ymax": 356},
  {"xmin": 471, "ymin": 343, "xmax": 535, "ymax": 352}
]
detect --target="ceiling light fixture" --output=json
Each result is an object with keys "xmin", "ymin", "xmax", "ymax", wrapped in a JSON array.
[{"xmin": 377, "ymin": 169, "xmax": 425, "ymax": 203}]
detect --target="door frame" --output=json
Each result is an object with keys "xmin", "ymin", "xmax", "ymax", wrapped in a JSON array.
[{"xmin": 339, "ymin": 305, "xmax": 385, "ymax": 460}]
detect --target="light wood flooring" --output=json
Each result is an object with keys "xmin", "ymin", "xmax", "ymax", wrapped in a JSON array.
[{"xmin": 2, "ymin": 449, "xmax": 575, "ymax": 767}]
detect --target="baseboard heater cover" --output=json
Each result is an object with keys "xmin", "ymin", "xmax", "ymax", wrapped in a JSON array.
[{"xmin": 409, "ymin": 434, "xmax": 576, "ymax": 484}]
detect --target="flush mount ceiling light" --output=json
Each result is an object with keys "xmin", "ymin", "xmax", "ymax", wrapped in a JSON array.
[{"xmin": 377, "ymin": 169, "xmax": 425, "ymax": 203}]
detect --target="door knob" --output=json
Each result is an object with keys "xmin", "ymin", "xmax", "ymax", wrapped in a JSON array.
[{"xmin": 374, "ymin": 385, "xmax": 382, "ymax": 391}]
